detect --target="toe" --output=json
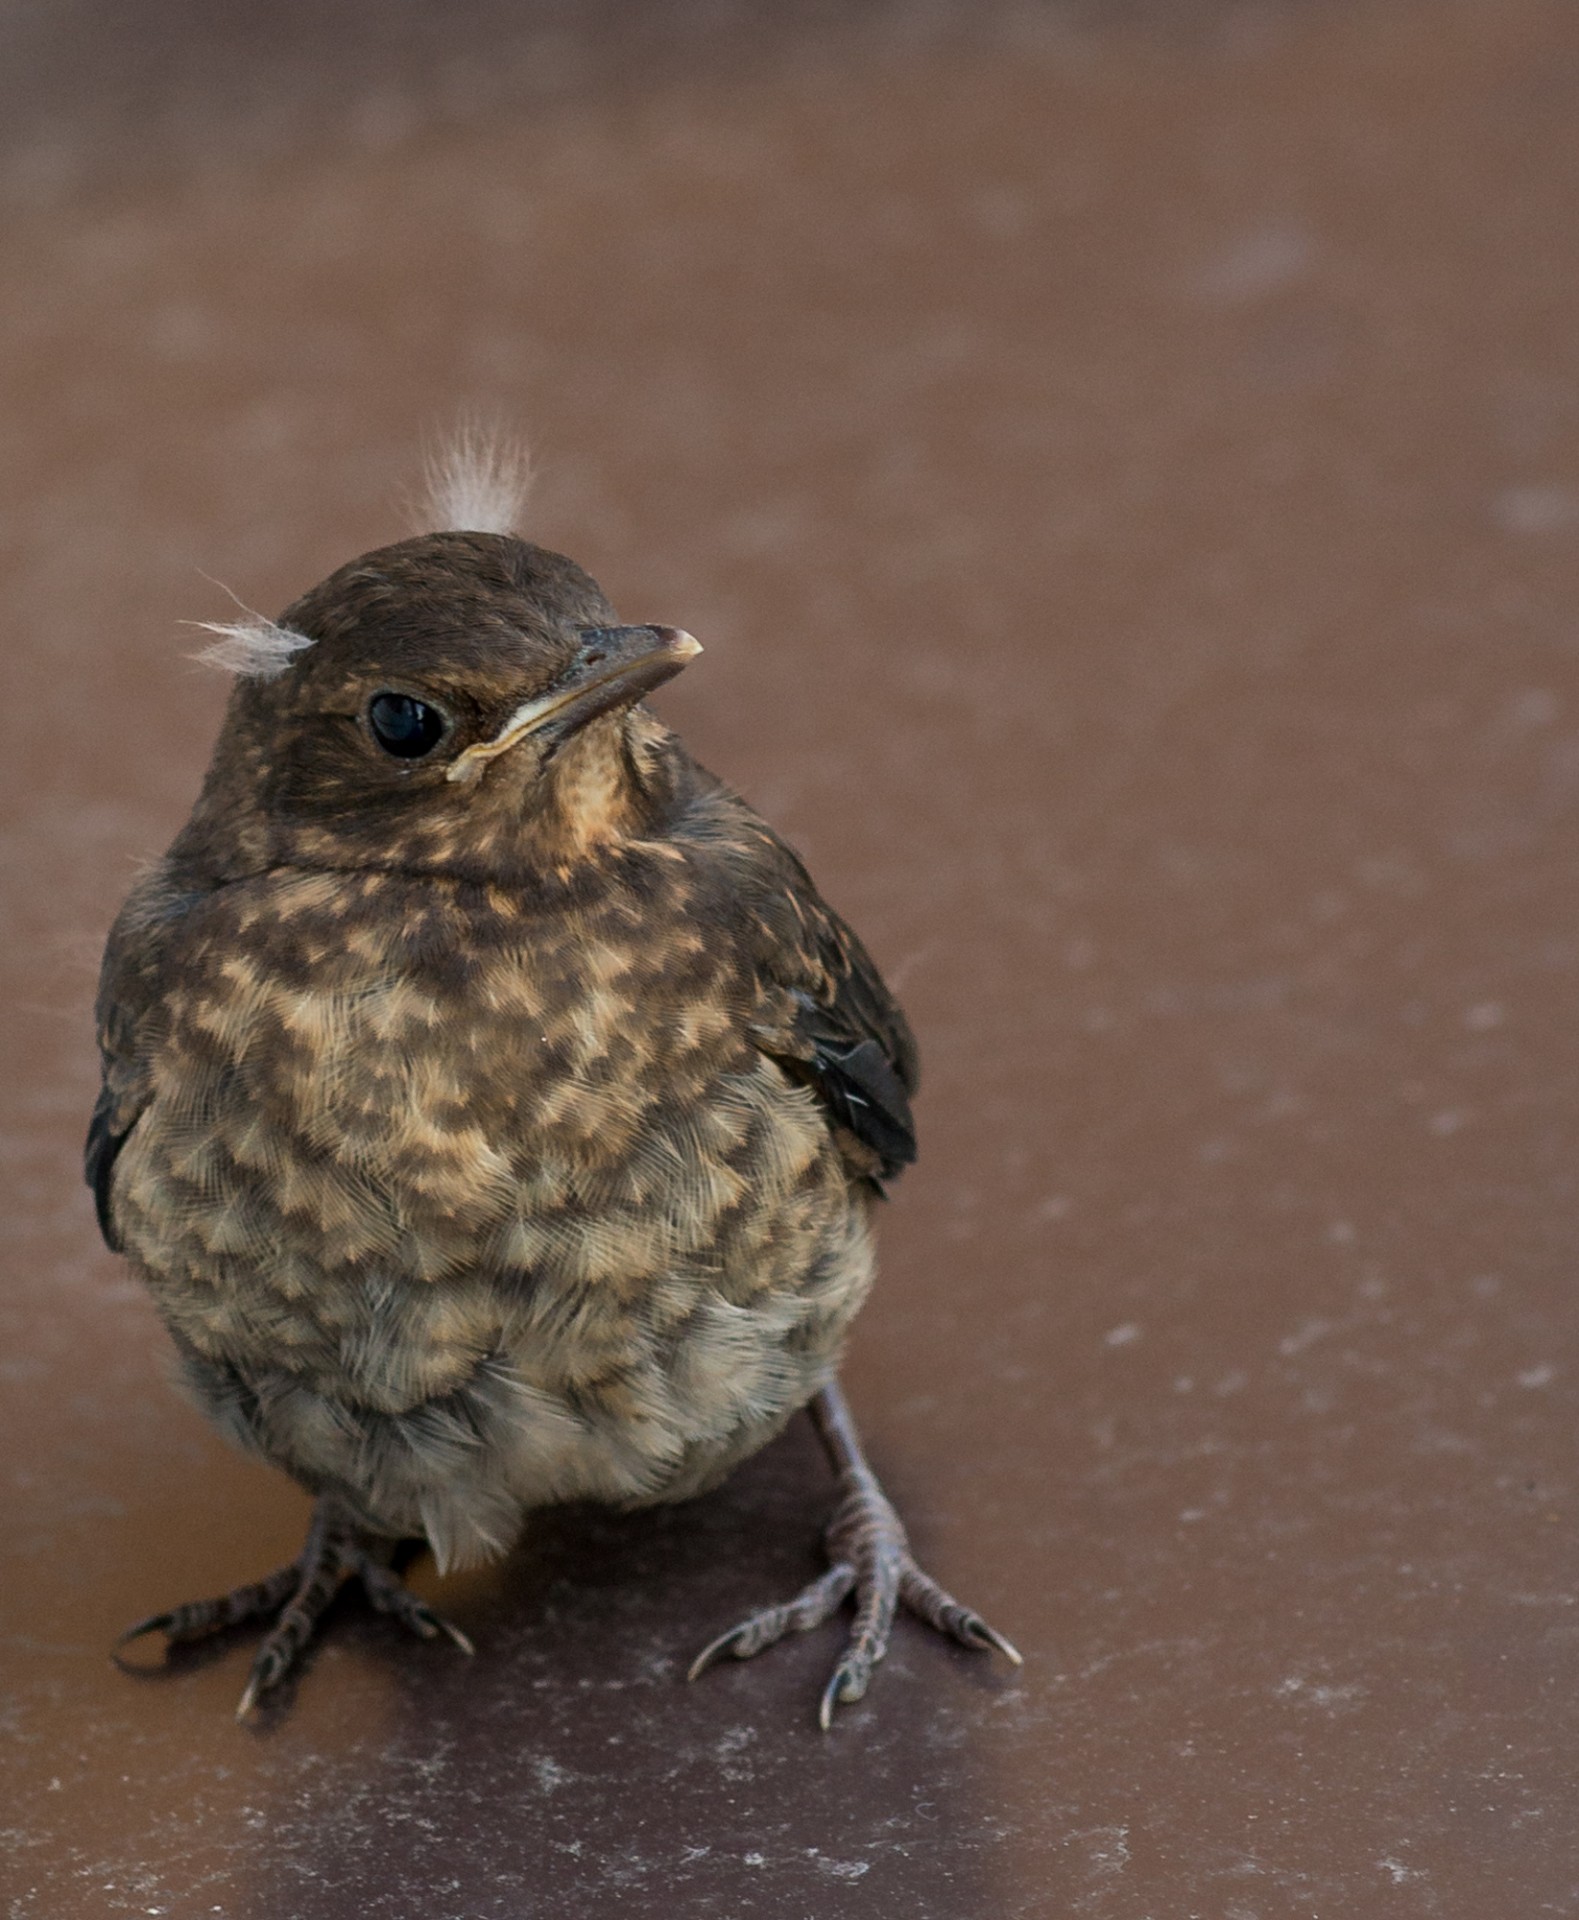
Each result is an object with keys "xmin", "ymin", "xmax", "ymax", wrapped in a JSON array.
[
  {"xmin": 687, "ymin": 1607, "xmax": 790, "ymax": 1678},
  {"xmin": 898, "ymin": 1563, "xmax": 1021, "ymax": 1664},
  {"xmin": 354, "ymin": 1558, "xmax": 475, "ymax": 1654},
  {"xmin": 688, "ymin": 1563, "xmax": 859, "ymax": 1682}
]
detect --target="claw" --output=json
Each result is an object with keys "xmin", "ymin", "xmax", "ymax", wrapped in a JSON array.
[
  {"xmin": 818, "ymin": 1659, "xmax": 869, "ymax": 1731},
  {"xmin": 401, "ymin": 1602, "xmax": 475, "ymax": 1654},
  {"xmin": 972, "ymin": 1620, "xmax": 1023, "ymax": 1666},
  {"xmin": 359, "ymin": 1561, "xmax": 476, "ymax": 1656},
  {"xmin": 235, "ymin": 1638, "xmax": 294, "ymax": 1720},
  {"xmin": 687, "ymin": 1626, "xmax": 746, "ymax": 1683},
  {"xmin": 403, "ymin": 1608, "xmax": 474, "ymax": 1657},
  {"xmin": 110, "ymin": 1613, "xmax": 178, "ymax": 1676},
  {"xmin": 113, "ymin": 1612, "xmax": 171, "ymax": 1650}
]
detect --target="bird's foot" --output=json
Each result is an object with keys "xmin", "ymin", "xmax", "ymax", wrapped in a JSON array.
[
  {"xmin": 114, "ymin": 1502, "xmax": 472, "ymax": 1718},
  {"xmin": 688, "ymin": 1461, "xmax": 1021, "ymax": 1729}
]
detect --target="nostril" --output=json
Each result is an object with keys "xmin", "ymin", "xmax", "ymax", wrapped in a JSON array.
[{"xmin": 583, "ymin": 648, "xmax": 606, "ymax": 665}]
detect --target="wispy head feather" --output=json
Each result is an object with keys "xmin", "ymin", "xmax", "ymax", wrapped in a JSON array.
[
  {"xmin": 190, "ymin": 615, "xmax": 314, "ymax": 679},
  {"xmin": 422, "ymin": 426, "xmax": 533, "ymax": 535}
]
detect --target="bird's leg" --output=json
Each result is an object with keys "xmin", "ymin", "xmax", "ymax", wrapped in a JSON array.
[
  {"xmin": 689, "ymin": 1380, "xmax": 1021, "ymax": 1728},
  {"xmin": 115, "ymin": 1496, "xmax": 473, "ymax": 1718}
]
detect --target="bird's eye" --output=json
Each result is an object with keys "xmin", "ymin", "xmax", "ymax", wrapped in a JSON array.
[{"xmin": 367, "ymin": 693, "xmax": 447, "ymax": 759}]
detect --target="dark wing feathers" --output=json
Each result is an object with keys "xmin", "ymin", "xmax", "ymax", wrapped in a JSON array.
[
  {"xmin": 778, "ymin": 901, "xmax": 918, "ymax": 1180},
  {"xmin": 714, "ymin": 809, "xmax": 919, "ymax": 1183},
  {"xmin": 84, "ymin": 883, "xmax": 174, "ymax": 1256},
  {"xmin": 792, "ymin": 1008, "xmax": 917, "ymax": 1179},
  {"xmin": 84, "ymin": 1084, "xmax": 130, "ymax": 1253}
]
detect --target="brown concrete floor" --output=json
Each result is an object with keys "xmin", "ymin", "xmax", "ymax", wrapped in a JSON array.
[{"xmin": 5, "ymin": 1, "xmax": 1579, "ymax": 1914}]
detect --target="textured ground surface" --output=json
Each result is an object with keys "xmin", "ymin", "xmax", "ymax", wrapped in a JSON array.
[{"xmin": 4, "ymin": 2, "xmax": 1579, "ymax": 1914}]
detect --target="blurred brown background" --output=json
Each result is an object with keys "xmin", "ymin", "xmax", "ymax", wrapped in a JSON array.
[{"xmin": 5, "ymin": 2, "xmax": 1579, "ymax": 1914}]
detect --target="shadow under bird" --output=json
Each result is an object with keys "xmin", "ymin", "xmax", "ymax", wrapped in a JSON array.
[{"xmin": 89, "ymin": 452, "xmax": 1019, "ymax": 1725}]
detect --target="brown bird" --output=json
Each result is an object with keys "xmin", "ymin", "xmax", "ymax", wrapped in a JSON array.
[{"xmin": 90, "ymin": 447, "xmax": 1019, "ymax": 1726}]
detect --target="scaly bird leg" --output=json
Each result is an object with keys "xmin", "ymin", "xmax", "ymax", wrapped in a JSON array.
[
  {"xmin": 689, "ymin": 1380, "xmax": 1021, "ymax": 1728},
  {"xmin": 114, "ymin": 1497, "xmax": 473, "ymax": 1718}
]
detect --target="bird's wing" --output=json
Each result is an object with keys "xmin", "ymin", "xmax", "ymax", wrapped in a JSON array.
[
  {"xmin": 84, "ymin": 1075, "xmax": 140, "ymax": 1253},
  {"xmin": 713, "ymin": 809, "xmax": 919, "ymax": 1185},
  {"xmin": 85, "ymin": 876, "xmax": 179, "ymax": 1253},
  {"xmin": 772, "ymin": 927, "xmax": 919, "ymax": 1183}
]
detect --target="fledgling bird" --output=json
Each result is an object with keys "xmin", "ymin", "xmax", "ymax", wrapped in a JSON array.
[{"xmin": 90, "ymin": 442, "xmax": 1019, "ymax": 1725}]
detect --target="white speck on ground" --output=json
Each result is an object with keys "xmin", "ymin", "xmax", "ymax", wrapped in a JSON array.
[
  {"xmin": 1279, "ymin": 1317, "xmax": 1334, "ymax": 1357},
  {"xmin": 816, "ymin": 1858, "xmax": 872, "ymax": 1880},
  {"xmin": 1378, "ymin": 1856, "xmax": 1422, "ymax": 1884},
  {"xmin": 1190, "ymin": 221, "xmax": 1314, "ymax": 304},
  {"xmin": 1493, "ymin": 485, "xmax": 1579, "ymax": 534}
]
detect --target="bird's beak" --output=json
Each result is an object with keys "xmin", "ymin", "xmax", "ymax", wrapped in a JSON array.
[{"xmin": 447, "ymin": 625, "xmax": 702, "ymax": 784}]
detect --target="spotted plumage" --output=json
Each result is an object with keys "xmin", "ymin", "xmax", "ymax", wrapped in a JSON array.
[{"xmin": 93, "ymin": 507, "xmax": 1016, "ymax": 1722}]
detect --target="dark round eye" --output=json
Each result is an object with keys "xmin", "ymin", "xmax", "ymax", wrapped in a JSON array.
[{"xmin": 367, "ymin": 693, "xmax": 447, "ymax": 759}]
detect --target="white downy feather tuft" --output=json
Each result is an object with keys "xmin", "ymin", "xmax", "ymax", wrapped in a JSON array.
[
  {"xmin": 190, "ymin": 616, "xmax": 314, "ymax": 679},
  {"xmin": 422, "ymin": 426, "xmax": 533, "ymax": 535}
]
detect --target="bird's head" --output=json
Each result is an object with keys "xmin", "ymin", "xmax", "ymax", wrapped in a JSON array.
[{"xmin": 177, "ymin": 529, "xmax": 701, "ymax": 884}]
